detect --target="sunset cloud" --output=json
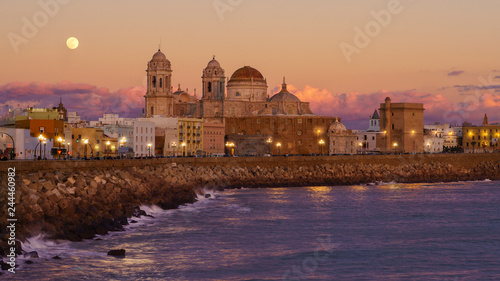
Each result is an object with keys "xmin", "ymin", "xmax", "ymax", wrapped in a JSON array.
[
  {"xmin": 448, "ymin": 71, "xmax": 465, "ymax": 76},
  {"xmin": 272, "ymin": 84, "xmax": 500, "ymax": 129},
  {"xmin": 0, "ymin": 81, "xmax": 145, "ymax": 119}
]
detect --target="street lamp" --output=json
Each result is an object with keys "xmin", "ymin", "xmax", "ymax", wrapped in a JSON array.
[
  {"xmin": 147, "ymin": 143, "xmax": 152, "ymax": 158},
  {"xmin": 266, "ymin": 137, "xmax": 272, "ymax": 154},
  {"xmin": 83, "ymin": 139, "xmax": 93, "ymax": 158},
  {"xmin": 42, "ymin": 138, "xmax": 47, "ymax": 160},
  {"xmin": 106, "ymin": 141, "xmax": 111, "ymax": 157},
  {"xmin": 393, "ymin": 142, "xmax": 398, "ymax": 154},
  {"xmin": 36, "ymin": 134, "xmax": 44, "ymax": 160},
  {"xmin": 171, "ymin": 141, "xmax": 177, "ymax": 157},
  {"xmin": 358, "ymin": 142, "xmax": 363, "ymax": 154},
  {"xmin": 119, "ymin": 137, "xmax": 127, "ymax": 159},
  {"xmin": 67, "ymin": 142, "xmax": 71, "ymax": 159},
  {"xmin": 411, "ymin": 130, "xmax": 415, "ymax": 153},
  {"xmin": 276, "ymin": 142, "xmax": 282, "ymax": 156},
  {"xmin": 319, "ymin": 139, "xmax": 325, "ymax": 155},
  {"xmin": 225, "ymin": 142, "xmax": 235, "ymax": 156},
  {"xmin": 181, "ymin": 142, "xmax": 187, "ymax": 157}
]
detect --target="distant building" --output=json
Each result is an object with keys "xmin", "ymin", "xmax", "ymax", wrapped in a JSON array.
[
  {"xmin": 133, "ymin": 120, "xmax": 155, "ymax": 157},
  {"xmin": 203, "ymin": 121, "xmax": 225, "ymax": 156},
  {"xmin": 423, "ymin": 134, "xmax": 444, "ymax": 153},
  {"xmin": 462, "ymin": 114, "xmax": 500, "ymax": 152},
  {"xmin": 378, "ymin": 97, "xmax": 424, "ymax": 153},
  {"xmin": 225, "ymin": 115, "xmax": 335, "ymax": 156},
  {"xmin": 356, "ymin": 110, "xmax": 383, "ymax": 153},
  {"xmin": 328, "ymin": 118, "xmax": 357, "ymax": 155}
]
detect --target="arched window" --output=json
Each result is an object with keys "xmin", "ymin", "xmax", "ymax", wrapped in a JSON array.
[
  {"xmin": 151, "ymin": 106, "xmax": 154, "ymax": 116},
  {"xmin": 235, "ymin": 92, "xmax": 241, "ymax": 97},
  {"xmin": 152, "ymin": 76, "xmax": 156, "ymax": 87},
  {"xmin": 208, "ymin": 82, "xmax": 212, "ymax": 93},
  {"xmin": 159, "ymin": 78, "xmax": 162, "ymax": 88}
]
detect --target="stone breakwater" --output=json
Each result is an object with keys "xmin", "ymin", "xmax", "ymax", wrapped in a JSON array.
[{"xmin": 1, "ymin": 160, "xmax": 500, "ymax": 260}]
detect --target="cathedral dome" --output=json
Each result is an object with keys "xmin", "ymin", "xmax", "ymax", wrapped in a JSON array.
[
  {"xmin": 270, "ymin": 77, "xmax": 301, "ymax": 102},
  {"xmin": 151, "ymin": 49, "xmax": 168, "ymax": 61},
  {"xmin": 329, "ymin": 119, "xmax": 347, "ymax": 131},
  {"xmin": 229, "ymin": 66, "xmax": 265, "ymax": 82}
]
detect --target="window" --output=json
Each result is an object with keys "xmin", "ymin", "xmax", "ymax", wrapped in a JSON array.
[
  {"xmin": 152, "ymin": 76, "xmax": 156, "ymax": 87},
  {"xmin": 235, "ymin": 92, "xmax": 241, "ymax": 97},
  {"xmin": 40, "ymin": 126, "xmax": 45, "ymax": 133},
  {"xmin": 392, "ymin": 124, "xmax": 394, "ymax": 130},
  {"xmin": 151, "ymin": 107, "xmax": 154, "ymax": 116},
  {"xmin": 208, "ymin": 82, "xmax": 212, "ymax": 92},
  {"xmin": 392, "ymin": 113, "xmax": 394, "ymax": 116},
  {"xmin": 159, "ymin": 78, "xmax": 162, "ymax": 88},
  {"xmin": 257, "ymin": 119, "xmax": 261, "ymax": 124},
  {"xmin": 297, "ymin": 118, "xmax": 302, "ymax": 124}
]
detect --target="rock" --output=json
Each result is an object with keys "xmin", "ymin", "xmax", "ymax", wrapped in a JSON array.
[
  {"xmin": 204, "ymin": 194, "xmax": 211, "ymax": 198},
  {"xmin": 52, "ymin": 256, "xmax": 61, "ymax": 260},
  {"xmin": 1, "ymin": 260, "xmax": 10, "ymax": 270},
  {"xmin": 130, "ymin": 220, "xmax": 138, "ymax": 223},
  {"xmin": 107, "ymin": 249, "xmax": 126, "ymax": 257},
  {"xmin": 25, "ymin": 260, "xmax": 34, "ymax": 265}
]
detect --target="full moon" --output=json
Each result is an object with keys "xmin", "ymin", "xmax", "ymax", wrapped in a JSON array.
[{"xmin": 66, "ymin": 37, "xmax": 79, "ymax": 49}]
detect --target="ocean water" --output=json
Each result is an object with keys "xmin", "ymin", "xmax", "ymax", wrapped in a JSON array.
[{"xmin": 5, "ymin": 181, "xmax": 500, "ymax": 280}]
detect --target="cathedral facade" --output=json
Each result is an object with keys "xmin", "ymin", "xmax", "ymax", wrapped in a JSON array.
[{"xmin": 144, "ymin": 49, "xmax": 313, "ymax": 121}]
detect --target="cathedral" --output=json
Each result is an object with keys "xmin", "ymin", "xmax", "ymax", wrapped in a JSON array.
[
  {"xmin": 143, "ymin": 49, "xmax": 340, "ymax": 156},
  {"xmin": 144, "ymin": 49, "xmax": 313, "ymax": 121}
]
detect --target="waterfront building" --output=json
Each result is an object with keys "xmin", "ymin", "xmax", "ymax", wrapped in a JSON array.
[
  {"xmin": 203, "ymin": 121, "xmax": 225, "ymax": 156},
  {"xmin": 462, "ymin": 114, "xmax": 500, "ymax": 153},
  {"xmin": 328, "ymin": 118, "xmax": 358, "ymax": 155},
  {"xmin": 423, "ymin": 134, "xmax": 444, "ymax": 153},
  {"xmin": 225, "ymin": 115, "xmax": 334, "ymax": 156},
  {"xmin": 378, "ymin": 97, "xmax": 424, "ymax": 153},
  {"xmin": 178, "ymin": 117, "xmax": 203, "ymax": 156},
  {"xmin": 356, "ymin": 110, "xmax": 383, "ymax": 153},
  {"xmin": 0, "ymin": 127, "xmax": 50, "ymax": 160},
  {"xmin": 424, "ymin": 122, "xmax": 460, "ymax": 150},
  {"xmin": 69, "ymin": 127, "xmax": 105, "ymax": 158},
  {"xmin": 133, "ymin": 120, "xmax": 155, "ymax": 157}
]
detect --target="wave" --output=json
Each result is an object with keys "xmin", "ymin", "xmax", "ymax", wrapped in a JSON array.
[{"xmin": 19, "ymin": 234, "xmax": 72, "ymax": 259}]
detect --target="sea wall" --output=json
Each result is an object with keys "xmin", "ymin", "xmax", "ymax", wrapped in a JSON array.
[{"xmin": 1, "ymin": 154, "xmax": 500, "ymax": 261}]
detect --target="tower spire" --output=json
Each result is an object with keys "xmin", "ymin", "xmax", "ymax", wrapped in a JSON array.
[{"xmin": 483, "ymin": 113, "xmax": 488, "ymax": 126}]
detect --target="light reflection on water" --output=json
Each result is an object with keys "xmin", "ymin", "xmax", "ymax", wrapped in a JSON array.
[{"xmin": 5, "ymin": 181, "xmax": 500, "ymax": 280}]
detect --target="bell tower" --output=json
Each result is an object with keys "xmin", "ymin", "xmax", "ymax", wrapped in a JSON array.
[
  {"xmin": 145, "ymin": 49, "xmax": 173, "ymax": 117},
  {"xmin": 202, "ymin": 56, "xmax": 225, "ymax": 100}
]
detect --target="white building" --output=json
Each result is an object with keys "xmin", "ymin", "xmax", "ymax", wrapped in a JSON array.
[
  {"xmin": 133, "ymin": 120, "xmax": 155, "ymax": 157},
  {"xmin": 356, "ymin": 110, "xmax": 383, "ymax": 153},
  {"xmin": 138, "ymin": 116, "xmax": 179, "ymax": 156},
  {"xmin": 424, "ymin": 135, "xmax": 444, "ymax": 153},
  {"xmin": 424, "ymin": 123, "xmax": 460, "ymax": 149},
  {"xmin": 89, "ymin": 113, "xmax": 135, "ymax": 127},
  {"xmin": 0, "ymin": 128, "xmax": 54, "ymax": 160}
]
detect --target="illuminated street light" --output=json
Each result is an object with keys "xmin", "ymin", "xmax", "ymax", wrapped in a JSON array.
[
  {"xmin": 181, "ymin": 142, "xmax": 187, "ymax": 157},
  {"xmin": 147, "ymin": 143, "xmax": 152, "ymax": 157},
  {"xmin": 276, "ymin": 142, "xmax": 282, "ymax": 156},
  {"xmin": 266, "ymin": 137, "xmax": 272, "ymax": 155},
  {"xmin": 319, "ymin": 139, "xmax": 325, "ymax": 155}
]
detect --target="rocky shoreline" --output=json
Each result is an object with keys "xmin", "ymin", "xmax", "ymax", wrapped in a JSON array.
[{"xmin": 1, "ymin": 160, "xmax": 500, "ymax": 263}]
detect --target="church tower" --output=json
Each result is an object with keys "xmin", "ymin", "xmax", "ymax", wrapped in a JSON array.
[
  {"xmin": 202, "ymin": 56, "xmax": 225, "ymax": 100},
  {"xmin": 199, "ymin": 57, "xmax": 226, "ymax": 121},
  {"xmin": 367, "ymin": 109, "xmax": 380, "ymax": 132},
  {"xmin": 144, "ymin": 49, "xmax": 173, "ymax": 117}
]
